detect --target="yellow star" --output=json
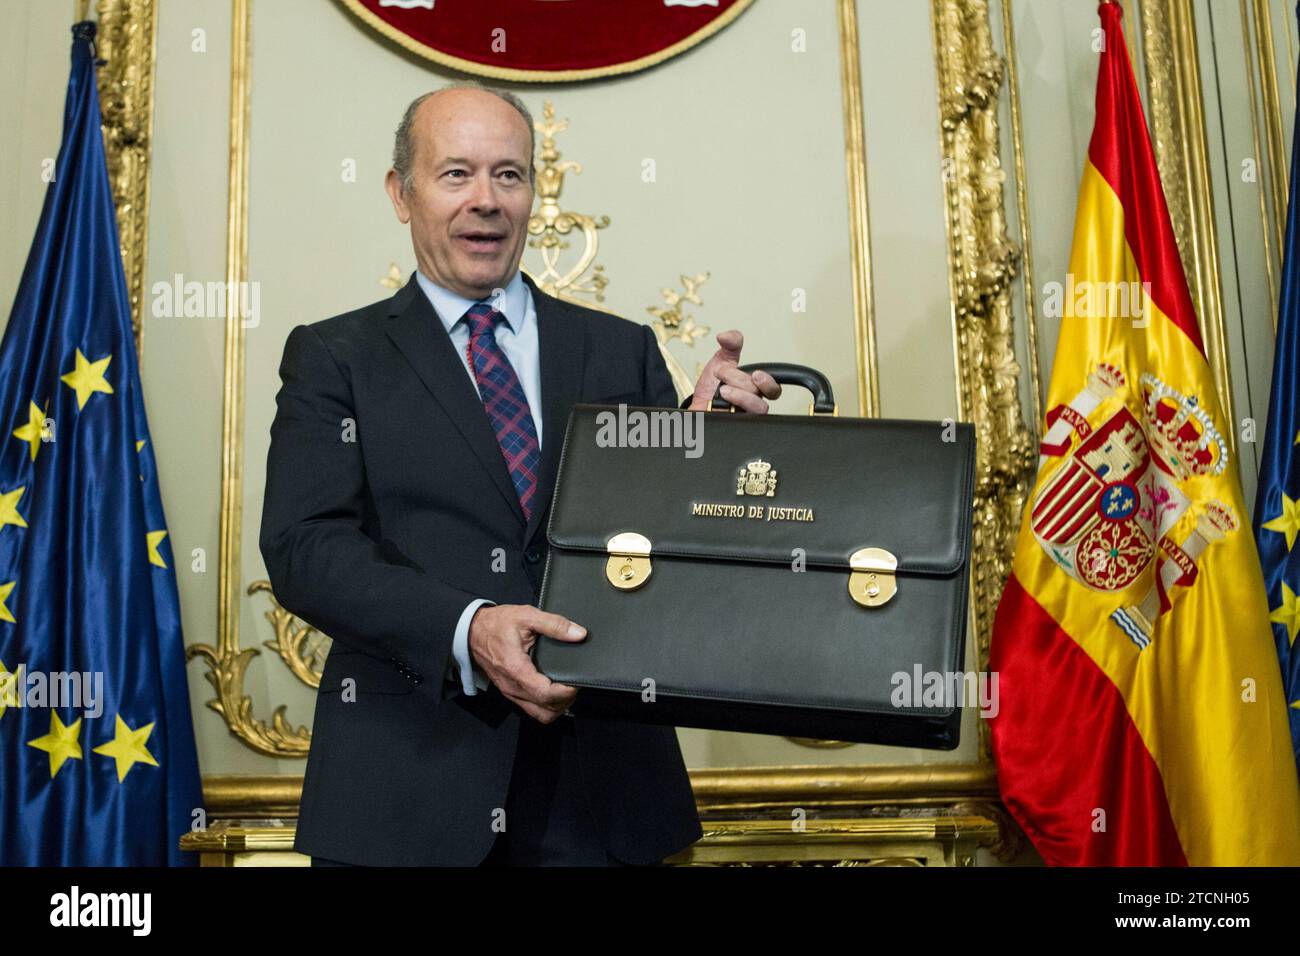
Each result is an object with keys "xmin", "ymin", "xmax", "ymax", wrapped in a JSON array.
[
  {"xmin": 135, "ymin": 440, "xmax": 145, "ymax": 453},
  {"xmin": 0, "ymin": 486, "xmax": 27, "ymax": 531},
  {"xmin": 0, "ymin": 659, "xmax": 17, "ymax": 719},
  {"xmin": 60, "ymin": 349, "xmax": 113, "ymax": 410},
  {"xmin": 0, "ymin": 581, "xmax": 14, "ymax": 624},
  {"xmin": 92, "ymin": 714, "xmax": 158, "ymax": 782},
  {"xmin": 28, "ymin": 711, "xmax": 83, "ymax": 779},
  {"xmin": 11, "ymin": 402, "xmax": 49, "ymax": 462},
  {"xmin": 146, "ymin": 530, "xmax": 168, "ymax": 569},
  {"xmin": 1270, "ymin": 581, "xmax": 1300, "ymax": 645},
  {"xmin": 1263, "ymin": 493, "xmax": 1300, "ymax": 552}
]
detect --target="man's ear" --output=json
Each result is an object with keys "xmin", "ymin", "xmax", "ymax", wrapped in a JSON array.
[{"xmin": 384, "ymin": 168, "xmax": 411, "ymax": 224}]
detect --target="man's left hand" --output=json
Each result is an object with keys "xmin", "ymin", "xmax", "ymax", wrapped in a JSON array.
[{"xmin": 687, "ymin": 330, "xmax": 782, "ymax": 413}]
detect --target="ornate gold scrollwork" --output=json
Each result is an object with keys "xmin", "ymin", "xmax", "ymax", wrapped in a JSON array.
[
  {"xmin": 187, "ymin": 582, "xmax": 315, "ymax": 758},
  {"xmin": 526, "ymin": 101, "xmax": 611, "ymax": 303},
  {"xmin": 646, "ymin": 273, "xmax": 712, "ymax": 399},
  {"xmin": 932, "ymin": 0, "xmax": 1037, "ymax": 760},
  {"xmin": 247, "ymin": 580, "xmax": 330, "ymax": 689},
  {"xmin": 94, "ymin": 0, "xmax": 156, "ymax": 352},
  {"xmin": 524, "ymin": 100, "xmax": 709, "ymax": 400}
]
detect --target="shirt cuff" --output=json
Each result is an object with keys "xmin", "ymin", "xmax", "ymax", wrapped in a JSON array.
[{"xmin": 452, "ymin": 598, "xmax": 494, "ymax": 696}]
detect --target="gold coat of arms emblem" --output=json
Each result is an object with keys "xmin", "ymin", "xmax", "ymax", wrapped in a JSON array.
[{"xmin": 736, "ymin": 459, "xmax": 777, "ymax": 497}]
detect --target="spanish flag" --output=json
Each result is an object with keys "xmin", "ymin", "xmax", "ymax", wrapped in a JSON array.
[{"xmin": 989, "ymin": 1, "xmax": 1300, "ymax": 865}]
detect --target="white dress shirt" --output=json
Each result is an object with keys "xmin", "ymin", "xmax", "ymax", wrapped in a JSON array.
[{"xmin": 415, "ymin": 269, "xmax": 541, "ymax": 697}]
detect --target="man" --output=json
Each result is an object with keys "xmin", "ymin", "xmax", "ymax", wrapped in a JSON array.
[{"xmin": 260, "ymin": 82, "xmax": 781, "ymax": 866}]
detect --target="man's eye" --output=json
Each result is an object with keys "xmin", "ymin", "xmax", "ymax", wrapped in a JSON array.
[
  {"xmin": 445, "ymin": 169, "xmax": 466, "ymax": 179},
  {"xmin": 499, "ymin": 170, "xmax": 520, "ymax": 181}
]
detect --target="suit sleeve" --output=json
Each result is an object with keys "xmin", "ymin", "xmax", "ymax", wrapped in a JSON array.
[
  {"xmin": 641, "ymin": 323, "xmax": 692, "ymax": 409},
  {"xmin": 259, "ymin": 324, "xmax": 479, "ymax": 700}
]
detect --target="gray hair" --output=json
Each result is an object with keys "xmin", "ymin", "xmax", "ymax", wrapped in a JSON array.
[{"xmin": 392, "ymin": 81, "xmax": 536, "ymax": 195}]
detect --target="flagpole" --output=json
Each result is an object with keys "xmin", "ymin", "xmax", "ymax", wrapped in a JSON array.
[{"xmin": 75, "ymin": 0, "xmax": 89, "ymax": 22}]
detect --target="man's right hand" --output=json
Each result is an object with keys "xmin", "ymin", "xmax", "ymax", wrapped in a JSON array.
[{"xmin": 467, "ymin": 604, "xmax": 584, "ymax": 723}]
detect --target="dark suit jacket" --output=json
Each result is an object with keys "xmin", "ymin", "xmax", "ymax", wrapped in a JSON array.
[{"xmin": 259, "ymin": 271, "xmax": 703, "ymax": 866}]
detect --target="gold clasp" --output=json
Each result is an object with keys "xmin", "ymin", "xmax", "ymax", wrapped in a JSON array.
[
  {"xmin": 605, "ymin": 532, "xmax": 653, "ymax": 591},
  {"xmin": 848, "ymin": 547, "xmax": 897, "ymax": 607}
]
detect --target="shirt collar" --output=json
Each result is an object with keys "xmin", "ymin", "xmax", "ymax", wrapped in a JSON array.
[{"xmin": 415, "ymin": 269, "xmax": 529, "ymax": 336}]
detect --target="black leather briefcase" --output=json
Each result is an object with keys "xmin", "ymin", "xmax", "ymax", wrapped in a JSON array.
[{"xmin": 535, "ymin": 364, "xmax": 975, "ymax": 749}]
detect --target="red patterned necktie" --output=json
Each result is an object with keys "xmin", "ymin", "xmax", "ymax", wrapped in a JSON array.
[{"xmin": 463, "ymin": 302, "xmax": 541, "ymax": 519}]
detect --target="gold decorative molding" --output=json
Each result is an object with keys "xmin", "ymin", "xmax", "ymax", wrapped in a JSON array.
[
  {"xmin": 94, "ymin": 0, "xmax": 157, "ymax": 353},
  {"xmin": 837, "ymin": 0, "xmax": 880, "ymax": 417},
  {"xmin": 181, "ymin": 810, "xmax": 1007, "ymax": 867},
  {"xmin": 1242, "ymin": 0, "xmax": 1286, "ymax": 333},
  {"xmin": 1138, "ymin": 0, "xmax": 1237, "ymax": 463},
  {"xmin": 189, "ymin": 762, "xmax": 1023, "ymax": 865},
  {"xmin": 200, "ymin": 775, "xmax": 300, "ymax": 819},
  {"xmin": 931, "ymin": 0, "xmax": 1037, "ymax": 760},
  {"xmin": 671, "ymin": 814, "xmax": 1001, "ymax": 867},
  {"xmin": 998, "ymin": 0, "xmax": 1043, "ymax": 433},
  {"xmin": 186, "ymin": 581, "xmax": 320, "ymax": 758},
  {"xmin": 1288, "ymin": 1, "xmax": 1298, "ymax": 99},
  {"xmin": 93, "ymin": 0, "xmax": 320, "ymax": 758},
  {"xmin": 689, "ymin": 761, "xmax": 1002, "ymax": 814},
  {"xmin": 525, "ymin": 101, "xmax": 612, "ymax": 304},
  {"xmin": 180, "ymin": 818, "xmax": 300, "ymax": 864},
  {"xmin": 380, "ymin": 262, "xmax": 404, "ymax": 290},
  {"xmin": 1289, "ymin": 1, "xmax": 1298, "ymax": 95},
  {"xmin": 784, "ymin": 736, "xmax": 853, "ymax": 750},
  {"xmin": 198, "ymin": 761, "xmax": 1006, "ymax": 817},
  {"xmin": 1241, "ymin": 0, "xmax": 1281, "ymax": 334},
  {"xmin": 187, "ymin": 0, "xmax": 301, "ymax": 755},
  {"xmin": 1251, "ymin": 0, "xmax": 1289, "ymax": 269},
  {"xmin": 187, "ymin": 631, "xmax": 311, "ymax": 759},
  {"xmin": 248, "ymin": 580, "xmax": 330, "ymax": 689},
  {"xmin": 645, "ymin": 274, "xmax": 713, "ymax": 399}
]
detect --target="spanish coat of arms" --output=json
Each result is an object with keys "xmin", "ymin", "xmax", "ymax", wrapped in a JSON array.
[{"xmin": 1031, "ymin": 363, "xmax": 1235, "ymax": 649}]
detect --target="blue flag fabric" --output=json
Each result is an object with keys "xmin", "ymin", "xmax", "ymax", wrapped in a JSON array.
[
  {"xmin": 1252, "ymin": 4, "xmax": 1300, "ymax": 778},
  {"xmin": 0, "ymin": 22, "xmax": 202, "ymax": 865}
]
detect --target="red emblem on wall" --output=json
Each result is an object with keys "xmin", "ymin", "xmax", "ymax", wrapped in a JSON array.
[{"xmin": 341, "ymin": 0, "xmax": 755, "ymax": 82}]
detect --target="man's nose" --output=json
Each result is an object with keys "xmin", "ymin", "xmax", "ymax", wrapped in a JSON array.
[{"xmin": 468, "ymin": 172, "xmax": 501, "ymax": 213}]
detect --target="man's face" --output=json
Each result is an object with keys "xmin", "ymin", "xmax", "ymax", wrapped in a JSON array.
[{"xmin": 385, "ymin": 89, "xmax": 534, "ymax": 301}]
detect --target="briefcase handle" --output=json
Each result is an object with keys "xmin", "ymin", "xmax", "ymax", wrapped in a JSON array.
[{"xmin": 711, "ymin": 363, "xmax": 837, "ymax": 415}]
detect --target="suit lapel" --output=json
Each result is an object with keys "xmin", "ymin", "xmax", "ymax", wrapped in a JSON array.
[
  {"xmin": 384, "ymin": 275, "xmax": 525, "ymax": 524},
  {"xmin": 383, "ymin": 271, "xmax": 588, "ymax": 540},
  {"xmin": 523, "ymin": 271, "xmax": 585, "ymax": 546}
]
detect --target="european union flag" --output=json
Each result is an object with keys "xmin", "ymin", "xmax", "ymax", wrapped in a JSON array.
[
  {"xmin": 0, "ymin": 22, "xmax": 202, "ymax": 865},
  {"xmin": 1253, "ymin": 5, "xmax": 1300, "ymax": 778}
]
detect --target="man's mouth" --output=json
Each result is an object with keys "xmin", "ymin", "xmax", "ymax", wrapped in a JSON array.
[{"xmin": 457, "ymin": 231, "xmax": 506, "ymax": 254}]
